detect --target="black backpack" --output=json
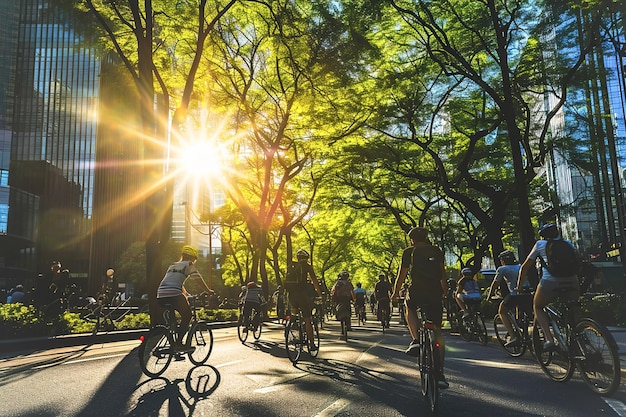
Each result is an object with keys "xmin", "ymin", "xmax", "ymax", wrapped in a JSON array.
[
  {"xmin": 285, "ymin": 262, "xmax": 305, "ymax": 285},
  {"xmin": 540, "ymin": 239, "xmax": 580, "ymax": 277},
  {"xmin": 411, "ymin": 245, "xmax": 443, "ymax": 287}
]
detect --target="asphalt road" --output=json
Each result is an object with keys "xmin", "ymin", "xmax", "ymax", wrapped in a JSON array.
[{"xmin": 2, "ymin": 316, "xmax": 626, "ymax": 417}]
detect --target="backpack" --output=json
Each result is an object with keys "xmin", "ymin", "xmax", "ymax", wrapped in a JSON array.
[
  {"xmin": 331, "ymin": 279, "xmax": 352, "ymax": 302},
  {"xmin": 411, "ymin": 245, "xmax": 442, "ymax": 285},
  {"xmin": 540, "ymin": 239, "xmax": 580, "ymax": 277},
  {"xmin": 284, "ymin": 262, "xmax": 306, "ymax": 285}
]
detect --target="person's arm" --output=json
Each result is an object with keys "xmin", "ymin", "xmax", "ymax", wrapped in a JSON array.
[
  {"xmin": 487, "ymin": 270, "xmax": 501, "ymax": 299},
  {"xmin": 516, "ymin": 257, "xmax": 534, "ymax": 292},
  {"xmin": 309, "ymin": 266, "xmax": 323, "ymax": 297},
  {"xmin": 393, "ymin": 268, "xmax": 408, "ymax": 301}
]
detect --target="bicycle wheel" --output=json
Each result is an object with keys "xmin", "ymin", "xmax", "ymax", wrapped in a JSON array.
[
  {"xmin": 252, "ymin": 312, "xmax": 262, "ymax": 341},
  {"xmin": 237, "ymin": 315, "xmax": 249, "ymax": 343},
  {"xmin": 459, "ymin": 316, "xmax": 473, "ymax": 341},
  {"xmin": 139, "ymin": 326, "xmax": 173, "ymax": 378},
  {"xmin": 188, "ymin": 322, "xmax": 213, "ymax": 365},
  {"xmin": 419, "ymin": 329, "xmax": 439, "ymax": 413},
  {"xmin": 575, "ymin": 319, "xmax": 621, "ymax": 396},
  {"xmin": 494, "ymin": 314, "xmax": 525, "ymax": 357},
  {"xmin": 342, "ymin": 319, "xmax": 349, "ymax": 341},
  {"xmin": 476, "ymin": 313, "xmax": 489, "ymax": 345},
  {"xmin": 532, "ymin": 321, "xmax": 574, "ymax": 382},
  {"xmin": 285, "ymin": 317, "xmax": 302, "ymax": 364},
  {"xmin": 309, "ymin": 319, "xmax": 320, "ymax": 357}
]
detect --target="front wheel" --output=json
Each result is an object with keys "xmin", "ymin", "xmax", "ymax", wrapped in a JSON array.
[
  {"xmin": 138, "ymin": 326, "xmax": 173, "ymax": 378},
  {"xmin": 532, "ymin": 321, "xmax": 574, "ymax": 383},
  {"xmin": 459, "ymin": 315, "xmax": 473, "ymax": 341},
  {"xmin": 575, "ymin": 319, "xmax": 621, "ymax": 396},
  {"xmin": 188, "ymin": 322, "xmax": 213, "ymax": 365},
  {"xmin": 309, "ymin": 319, "xmax": 320, "ymax": 357},
  {"xmin": 494, "ymin": 314, "xmax": 525, "ymax": 357},
  {"xmin": 476, "ymin": 313, "xmax": 489, "ymax": 345}
]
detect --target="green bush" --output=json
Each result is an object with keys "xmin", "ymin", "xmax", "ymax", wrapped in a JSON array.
[{"xmin": 0, "ymin": 303, "xmax": 48, "ymax": 338}]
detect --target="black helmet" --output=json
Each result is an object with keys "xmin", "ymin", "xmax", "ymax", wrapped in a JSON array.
[
  {"xmin": 498, "ymin": 250, "xmax": 516, "ymax": 263},
  {"xmin": 340, "ymin": 270, "xmax": 349, "ymax": 279},
  {"xmin": 539, "ymin": 223, "xmax": 559, "ymax": 239},
  {"xmin": 296, "ymin": 249, "xmax": 309, "ymax": 260},
  {"xmin": 378, "ymin": 273, "xmax": 386, "ymax": 280},
  {"xmin": 408, "ymin": 227, "xmax": 429, "ymax": 242}
]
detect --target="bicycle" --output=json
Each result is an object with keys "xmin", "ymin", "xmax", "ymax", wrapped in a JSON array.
[
  {"xmin": 138, "ymin": 294, "xmax": 214, "ymax": 378},
  {"xmin": 356, "ymin": 302, "xmax": 367, "ymax": 326},
  {"xmin": 284, "ymin": 299, "xmax": 321, "ymax": 364},
  {"xmin": 531, "ymin": 289, "xmax": 621, "ymax": 396},
  {"xmin": 378, "ymin": 300, "xmax": 391, "ymax": 333},
  {"xmin": 416, "ymin": 307, "xmax": 443, "ymax": 414},
  {"xmin": 336, "ymin": 299, "xmax": 352, "ymax": 341},
  {"xmin": 237, "ymin": 302, "xmax": 263, "ymax": 343},
  {"xmin": 458, "ymin": 298, "xmax": 488, "ymax": 345},
  {"xmin": 492, "ymin": 293, "xmax": 534, "ymax": 357}
]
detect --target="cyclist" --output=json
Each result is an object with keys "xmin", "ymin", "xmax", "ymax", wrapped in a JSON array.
[
  {"xmin": 284, "ymin": 249, "xmax": 324, "ymax": 354},
  {"xmin": 331, "ymin": 271, "xmax": 356, "ymax": 331},
  {"xmin": 393, "ymin": 226, "xmax": 449, "ymax": 389},
  {"xmin": 353, "ymin": 282, "xmax": 368, "ymax": 321},
  {"xmin": 374, "ymin": 273, "xmax": 392, "ymax": 325},
  {"xmin": 516, "ymin": 223, "xmax": 579, "ymax": 351},
  {"xmin": 156, "ymin": 245, "xmax": 212, "ymax": 352},
  {"xmin": 240, "ymin": 280, "xmax": 265, "ymax": 333},
  {"xmin": 455, "ymin": 267, "xmax": 482, "ymax": 319},
  {"xmin": 487, "ymin": 250, "xmax": 532, "ymax": 347}
]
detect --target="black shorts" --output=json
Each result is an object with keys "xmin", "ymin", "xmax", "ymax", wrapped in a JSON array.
[
  {"xmin": 286, "ymin": 284, "xmax": 313, "ymax": 319},
  {"xmin": 406, "ymin": 295, "xmax": 443, "ymax": 326},
  {"xmin": 502, "ymin": 293, "xmax": 533, "ymax": 314}
]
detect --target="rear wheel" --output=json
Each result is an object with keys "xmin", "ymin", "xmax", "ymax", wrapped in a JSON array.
[
  {"xmin": 139, "ymin": 326, "xmax": 172, "ymax": 378},
  {"xmin": 309, "ymin": 319, "xmax": 320, "ymax": 357},
  {"xmin": 459, "ymin": 315, "xmax": 473, "ymax": 341},
  {"xmin": 237, "ymin": 315, "xmax": 249, "ymax": 343},
  {"xmin": 285, "ymin": 317, "xmax": 302, "ymax": 364},
  {"xmin": 188, "ymin": 322, "xmax": 213, "ymax": 365},
  {"xmin": 252, "ymin": 311, "xmax": 262, "ymax": 341},
  {"xmin": 341, "ymin": 319, "xmax": 348, "ymax": 341},
  {"xmin": 575, "ymin": 319, "xmax": 621, "ymax": 396}
]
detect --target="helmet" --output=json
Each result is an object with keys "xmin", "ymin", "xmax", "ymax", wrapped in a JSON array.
[
  {"xmin": 356, "ymin": 282, "xmax": 362, "ymax": 287},
  {"xmin": 378, "ymin": 273, "xmax": 387, "ymax": 280},
  {"xmin": 296, "ymin": 249, "xmax": 309, "ymax": 260},
  {"xmin": 181, "ymin": 245, "xmax": 198, "ymax": 260},
  {"xmin": 246, "ymin": 281, "xmax": 257, "ymax": 288},
  {"xmin": 461, "ymin": 267, "xmax": 473, "ymax": 276},
  {"xmin": 340, "ymin": 270, "xmax": 350, "ymax": 279},
  {"xmin": 539, "ymin": 223, "xmax": 559, "ymax": 239},
  {"xmin": 408, "ymin": 227, "xmax": 429, "ymax": 242},
  {"xmin": 106, "ymin": 268, "xmax": 115, "ymax": 277},
  {"xmin": 498, "ymin": 250, "xmax": 516, "ymax": 263}
]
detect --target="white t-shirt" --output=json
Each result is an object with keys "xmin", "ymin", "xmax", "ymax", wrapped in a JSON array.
[
  {"xmin": 527, "ymin": 239, "xmax": 578, "ymax": 283},
  {"xmin": 157, "ymin": 260, "xmax": 203, "ymax": 298}
]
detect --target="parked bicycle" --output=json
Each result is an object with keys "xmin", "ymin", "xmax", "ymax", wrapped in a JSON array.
[
  {"xmin": 492, "ymin": 293, "xmax": 534, "ymax": 357},
  {"xmin": 237, "ymin": 301, "xmax": 263, "ymax": 343},
  {"xmin": 138, "ymin": 294, "xmax": 213, "ymax": 378},
  {"xmin": 284, "ymin": 299, "xmax": 321, "ymax": 364},
  {"xmin": 416, "ymin": 307, "xmax": 443, "ymax": 414},
  {"xmin": 458, "ymin": 298, "xmax": 488, "ymax": 345},
  {"xmin": 532, "ymin": 289, "xmax": 620, "ymax": 396}
]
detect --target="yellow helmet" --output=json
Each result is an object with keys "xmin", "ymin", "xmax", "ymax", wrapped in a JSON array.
[{"xmin": 181, "ymin": 245, "xmax": 198, "ymax": 260}]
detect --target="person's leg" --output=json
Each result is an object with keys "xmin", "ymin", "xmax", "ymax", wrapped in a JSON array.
[
  {"xmin": 499, "ymin": 302, "xmax": 516, "ymax": 338},
  {"xmin": 533, "ymin": 282, "xmax": 554, "ymax": 346},
  {"xmin": 172, "ymin": 294, "xmax": 192, "ymax": 343}
]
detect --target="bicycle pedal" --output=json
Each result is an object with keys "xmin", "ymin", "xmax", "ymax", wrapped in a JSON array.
[{"xmin": 174, "ymin": 353, "xmax": 185, "ymax": 361}]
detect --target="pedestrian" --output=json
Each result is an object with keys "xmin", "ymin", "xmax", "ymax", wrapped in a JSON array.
[
  {"xmin": 7, "ymin": 285, "xmax": 26, "ymax": 304},
  {"xmin": 393, "ymin": 226, "xmax": 449, "ymax": 389}
]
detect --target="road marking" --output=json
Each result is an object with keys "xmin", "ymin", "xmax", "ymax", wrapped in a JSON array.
[
  {"xmin": 448, "ymin": 357, "xmax": 530, "ymax": 370},
  {"xmin": 605, "ymin": 399, "xmax": 626, "ymax": 416},
  {"xmin": 215, "ymin": 359, "xmax": 243, "ymax": 368},
  {"xmin": 314, "ymin": 398, "xmax": 350, "ymax": 417}
]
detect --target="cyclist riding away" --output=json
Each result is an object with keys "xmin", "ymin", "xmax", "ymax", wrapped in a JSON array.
[
  {"xmin": 487, "ymin": 250, "xmax": 532, "ymax": 347},
  {"xmin": 240, "ymin": 280, "xmax": 265, "ymax": 333},
  {"xmin": 455, "ymin": 268, "xmax": 482, "ymax": 319},
  {"xmin": 331, "ymin": 271, "xmax": 356, "ymax": 331},
  {"xmin": 517, "ymin": 223, "xmax": 580, "ymax": 351},
  {"xmin": 284, "ymin": 249, "xmax": 324, "ymax": 354},
  {"xmin": 354, "ymin": 282, "xmax": 367, "ymax": 321},
  {"xmin": 393, "ymin": 227, "xmax": 449, "ymax": 389},
  {"xmin": 156, "ymin": 245, "xmax": 212, "ymax": 352},
  {"xmin": 374, "ymin": 273, "xmax": 392, "ymax": 324}
]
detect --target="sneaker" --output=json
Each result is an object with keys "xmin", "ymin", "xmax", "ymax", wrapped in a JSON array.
[
  {"xmin": 542, "ymin": 341, "xmax": 556, "ymax": 351},
  {"xmin": 504, "ymin": 337, "xmax": 519, "ymax": 348},
  {"xmin": 405, "ymin": 339, "xmax": 420, "ymax": 357},
  {"xmin": 309, "ymin": 344, "xmax": 318, "ymax": 355},
  {"xmin": 437, "ymin": 375, "xmax": 450, "ymax": 389}
]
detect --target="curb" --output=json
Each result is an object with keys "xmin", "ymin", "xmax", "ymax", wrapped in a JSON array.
[{"xmin": 0, "ymin": 321, "xmax": 239, "ymax": 353}]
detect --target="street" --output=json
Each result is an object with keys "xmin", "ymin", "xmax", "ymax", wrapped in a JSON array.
[{"xmin": 2, "ymin": 314, "xmax": 626, "ymax": 417}]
